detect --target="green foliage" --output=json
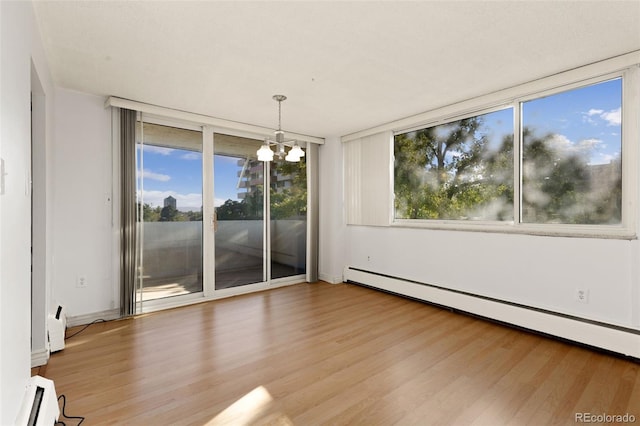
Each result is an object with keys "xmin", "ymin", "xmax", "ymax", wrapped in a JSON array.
[
  {"xmin": 394, "ymin": 116, "xmax": 513, "ymax": 220},
  {"xmin": 141, "ymin": 203, "xmax": 161, "ymax": 222},
  {"xmin": 270, "ymin": 158, "xmax": 307, "ymax": 220},
  {"xmin": 138, "ymin": 203, "xmax": 202, "ymax": 222},
  {"xmin": 216, "ymin": 200, "xmax": 247, "ymax": 220},
  {"xmin": 160, "ymin": 205, "xmax": 181, "ymax": 221},
  {"xmin": 215, "ymin": 157, "xmax": 307, "ymax": 220},
  {"xmin": 216, "ymin": 187, "xmax": 264, "ymax": 220},
  {"xmin": 394, "ymin": 119, "xmax": 622, "ymax": 225},
  {"xmin": 522, "ymin": 128, "xmax": 621, "ymax": 224}
]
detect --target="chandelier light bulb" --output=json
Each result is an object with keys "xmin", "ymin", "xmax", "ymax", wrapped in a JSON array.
[{"xmin": 256, "ymin": 94, "xmax": 302, "ymax": 162}]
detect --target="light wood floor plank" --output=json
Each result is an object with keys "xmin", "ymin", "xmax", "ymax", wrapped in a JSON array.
[{"xmin": 40, "ymin": 282, "xmax": 640, "ymax": 425}]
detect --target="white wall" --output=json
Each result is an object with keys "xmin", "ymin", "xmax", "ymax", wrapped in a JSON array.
[
  {"xmin": 345, "ymin": 226, "xmax": 640, "ymax": 329},
  {"xmin": 0, "ymin": 1, "xmax": 54, "ymax": 423},
  {"xmin": 318, "ymin": 136, "xmax": 346, "ymax": 283},
  {"xmin": 31, "ymin": 59, "xmax": 53, "ymax": 367},
  {"xmin": 51, "ymin": 88, "xmax": 116, "ymax": 317}
]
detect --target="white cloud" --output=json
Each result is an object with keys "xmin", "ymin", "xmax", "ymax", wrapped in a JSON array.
[
  {"xmin": 548, "ymin": 134, "xmax": 603, "ymax": 158},
  {"xmin": 600, "ymin": 107, "xmax": 621, "ymax": 126},
  {"xmin": 589, "ymin": 152, "xmax": 619, "ymax": 165},
  {"xmin": 576, "ymin": 138, "xmax": 603, "ymax": 151},
  {"xmin": 140, "ymin": 190, "xmax": 202, "ymax": 211},
  {"xmin": 583, "ymin": 107, "xmax": 621, "ymax": 127},
  {"xmin": 140, "ymin": 169, "xmax": 171, "ymax": 182},
  {"xmin": 547, "ymin": 133, "xmax": 573, "ymax": 151},
  {"xmin": 181, "ymin": 152, "xmax": 201, "ymax": 160}
]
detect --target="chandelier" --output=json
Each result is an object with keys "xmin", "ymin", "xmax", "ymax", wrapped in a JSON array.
[{"xmin": 256, "ymin": 95, "xmax": 305, "ymax": 162}]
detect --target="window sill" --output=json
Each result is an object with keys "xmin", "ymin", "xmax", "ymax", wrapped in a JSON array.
[{"xmin": 390, "ymin": 219, "xmax": 637, "ymax": 240}]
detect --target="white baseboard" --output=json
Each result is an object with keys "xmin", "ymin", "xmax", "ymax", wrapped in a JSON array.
[
  {"xmin": 344, "ymin": 267, "xmax": 640, "ymax": 358},
  {"xmin": 66, "ymin": 308, "xmax": 120, "ymax": 328},
  {"xmin": 31, "ymin": 348, "xmax": 49, "ymax": 368},
  {"xmin": 319, "ymin": 272, "xmax": 344, "ymax": 284}
]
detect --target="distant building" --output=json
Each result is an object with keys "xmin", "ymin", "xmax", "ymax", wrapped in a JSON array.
[
  {"xmin": 164, "ymin": 196, "xmax": 177, "ymax": 209},
  {"xmin": 237, "ymin": 159, "xmax": 295, "ymax": 199}
]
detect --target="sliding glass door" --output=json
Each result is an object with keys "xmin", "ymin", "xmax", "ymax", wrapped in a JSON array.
[
  {"xmin": 270, "ymin": 151, "xmax": 307, "ymax": 279},
  {"xmin": 212, "ymin": 133, "xmax": 307, "ymax": 290},
  {"xmin": 136, "ymin": 121, "xmax": 204, "ymax": 302},
  {"xmin": 129, "ymin": 118, "xmax": 309, "ymax": 310},
  {"xmin": 213, "ymin": 134, "xmax": 265, "ymax": 289}
]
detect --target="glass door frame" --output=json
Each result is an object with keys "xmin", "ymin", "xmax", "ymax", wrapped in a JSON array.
[
  {"xmin": 135, "ymin": 114, "xmax": 207, "ymax": 313},
  {"xmin": 130, "ymin": 117, "xmax": 312, "ymax": 314},
  {"xmin": 209, "ymin": 127, "xmax": 308, "ymax": 299}
]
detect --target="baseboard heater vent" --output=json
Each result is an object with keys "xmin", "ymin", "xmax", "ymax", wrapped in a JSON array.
[
  {"xmin": 344, "ymin": 266, "xmax": 640, "ymax": 359},
  {"xmin": 15, "ymin": 375, "xmax": 59, "ymax": 426}
]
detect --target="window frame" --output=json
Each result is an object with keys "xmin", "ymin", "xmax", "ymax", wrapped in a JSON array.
[
  {"xmin": 391, "ymin": 65, "xmax": 639, "ymax": 239},
  {"xmin": 393, "ymin": 104, "xmax": 517, "ymax": 224}
]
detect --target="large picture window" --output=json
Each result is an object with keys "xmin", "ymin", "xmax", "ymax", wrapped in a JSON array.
[
  {"xmin": 393, "ymin": 74, "xmax": 628, "ymax": 234},
  {"xmin": 395, "ymin": 108, "xmax": 514, "ymax": 221}
]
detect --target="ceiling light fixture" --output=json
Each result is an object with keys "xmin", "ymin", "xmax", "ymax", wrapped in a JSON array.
[{"xmin": 257, "ymin": 95, "xmax": 305, "ymax": 162}]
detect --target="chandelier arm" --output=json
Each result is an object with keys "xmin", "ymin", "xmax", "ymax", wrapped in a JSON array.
[{"xmin": 257, "ymin": 94, "xmax": 300, "ymax": 162}]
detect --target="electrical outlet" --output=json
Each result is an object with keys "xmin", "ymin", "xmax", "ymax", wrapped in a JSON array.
[
  {"xmin": 77, "ymin": 275, "xmax": 87, "ymax": 288},
  {"xmin": 576, "ymin": 288, "xmax": 589, "ymax": 304}
]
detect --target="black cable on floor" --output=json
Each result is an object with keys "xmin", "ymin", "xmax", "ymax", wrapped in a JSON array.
[
  {"xmin": 55, "ymin": 394, "xmax": 85, "ymax": 425},
  {"xmin": 65, "ymin": 319, "xmax": 106, "ymax": 340}
]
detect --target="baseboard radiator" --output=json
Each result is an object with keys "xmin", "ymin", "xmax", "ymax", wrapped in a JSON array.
[{"xmin": 344, "ymin": 267, "xmax": 640, "ymax": 359}]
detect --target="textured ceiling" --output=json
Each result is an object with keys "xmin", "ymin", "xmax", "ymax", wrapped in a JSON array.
[{"xmin": 33, "ymin": 1, "xmax": 640, "ymax": 139}]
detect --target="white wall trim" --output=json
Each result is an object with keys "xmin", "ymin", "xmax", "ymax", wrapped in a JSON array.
[
  {"xmin": 344, "ymin": 267, "xmax": 640, "ymax": 358},
  {"xmin": 66, "ymin": 308, "xmax": 120, "ymax": 328},
  {"xmin": 30, "ymin": 349, "xmax": 50, "ymax": 368},
  {"xmin": 319, "ymin": 273, "xmax": 344, "ymax": 284},
  {"xmin": 106, "ymin": 96, "xmax": 324, "ymax": 145}
]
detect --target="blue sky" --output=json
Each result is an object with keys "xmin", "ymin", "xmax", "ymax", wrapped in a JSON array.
[
  {"xmin": 472, "ymin": 77, "xmax": 621, "ymax": 164},
  {"xmin": 522, "ymin": 77, "xmax": 621, "ymax": 165},
  {"xmin": 137, "ymin": 145, "xmax": 244, "ymax": 211}
]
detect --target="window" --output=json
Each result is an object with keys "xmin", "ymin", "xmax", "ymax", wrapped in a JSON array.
[
  {"xmin": 393, "ymin": 73, "xmax": 630, "ymax": 235},
  {"xmin": 521, "ymin": 78, "xmax": 622, "ymax": 225},
  {"xmin": 394, "ymin": 108, "xmax": 514, "ymax": 221}
]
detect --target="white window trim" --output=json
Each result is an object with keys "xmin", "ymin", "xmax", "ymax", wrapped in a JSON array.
[
  {"xmin": 387, "ymin": 59, "xmax": 639, "ymax": 239},
  {"xmin": 107, "ymin": 96, "xmax": 325, "ymax": 145}
]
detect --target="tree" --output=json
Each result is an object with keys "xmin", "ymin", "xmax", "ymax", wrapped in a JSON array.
[
  {"xmin": 394, "ymin": 117, "xmax": 622, "ymax": 225},
  {"xmin": 271, "ymin": 159, "xmax": 307, "ymax": 219},
  {"xmin": 160, "ymin": 204, "xmax": 180, "ymax": 222},
  {"xmin": 244, "ymin": 185, "xmax": 263, "ymax": 220},
  {"xmin": 140, "ymin": 203, "xmax": 161, "ymax": 222},
  {"xmin": 216, "ymin": 199, "xmax": 246, "ymax": 220},
  {"xmin": 522, "ymin": 128, "xmax": 621, "ymax": 224},
  {"xmin": 394, "ymin": 116, "xmax": 512, "ymax": 220}
]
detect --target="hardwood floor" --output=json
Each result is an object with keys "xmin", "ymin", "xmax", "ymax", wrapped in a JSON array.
[{"xmin": 40, "ymin": 282, "xmax": 640, "ymax": 425}]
